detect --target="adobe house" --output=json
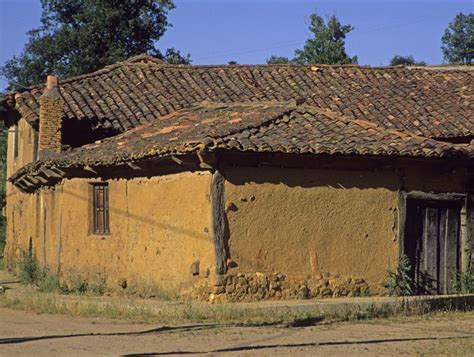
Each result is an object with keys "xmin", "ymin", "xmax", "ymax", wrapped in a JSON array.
[{"xmin": 0, "ymin": 55, "xmax": 473, "ymax": 301}]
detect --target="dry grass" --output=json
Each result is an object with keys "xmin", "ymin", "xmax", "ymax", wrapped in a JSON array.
[
  {"xmin": 411, "ymin": 334, "xmax": 474, "ymax": 356},
  {"xmin": 0, "ymin": 289, "xmax": 471, "ymax": 327}
]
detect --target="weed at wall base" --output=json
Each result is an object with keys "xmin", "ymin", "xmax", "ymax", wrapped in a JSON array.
[
  {"xmin": 17, "ymin": 252, "xmax": 59, "ymax": 292},
  {"xmin": 18, "ymin": 251, "xmax": 41, "ymax": 285},
  {"xmin": 38, "ymin": 274, "xmax": 60, "ymax": 293},
  {"xmin": 453, "ymin": 266, "xmax": 474, "ymax": 294},
  {"xmin": 16, "ymin": 251, "xmax": 104, "ymax": 295},
  {"xmin": 382, "ymin": 254, "xmax": 414, "ymax": 297}
]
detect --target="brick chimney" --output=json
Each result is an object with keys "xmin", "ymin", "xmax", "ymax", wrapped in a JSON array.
[{"xmin": 38, "ymin": 75, "xmax": 64, "ymax": 157}]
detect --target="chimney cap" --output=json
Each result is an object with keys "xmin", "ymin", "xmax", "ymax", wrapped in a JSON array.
[{"xmin": 46, "ymin": 75, "xmax": 58, "ymax": 90}]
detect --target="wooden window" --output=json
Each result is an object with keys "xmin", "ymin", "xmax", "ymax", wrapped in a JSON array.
[
  {"xmin": 33, "ymin": 130, "xmax": 39, "ymax": 161},
  {"xmin": 91, "ymin": 183, "xmax": 110, "ymax": 235},
  {"xmin": 13, "ymin": 125, "xmax": 19, "ymax": 159}
]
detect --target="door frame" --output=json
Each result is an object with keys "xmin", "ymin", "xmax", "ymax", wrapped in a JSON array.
[{"xmin": 399, "ymin": 190, "xmax": 473, "ymax": 280}]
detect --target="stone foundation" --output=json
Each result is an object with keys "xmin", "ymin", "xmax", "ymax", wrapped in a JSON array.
[{"xmin": 197, "ymin": 272, "xmax": 371, "ymax": 302}]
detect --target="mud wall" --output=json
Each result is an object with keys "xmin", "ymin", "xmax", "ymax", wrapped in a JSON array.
[
  {"xmin": 5, "ymin": 131, "xmax": 474, "ymax": 299},
  {"xmin": 4, "ymin": 118, "xmax": 38, "ymax": 265},
  {"xmin": 222, "ymin": 167, "xmax": 401, "ymax": 293},
  {"xmin": 4, "ymin": 188, "xmax": 38, "ymax": 267},
  {"xmin": 7, "ymin": 118, "xmax": 36, "ymax": 177},
  {"xmin": 7, "ymin": 171, "xmax": 215, "ymax": 295}
]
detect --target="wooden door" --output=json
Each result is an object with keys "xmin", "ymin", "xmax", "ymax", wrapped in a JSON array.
[{"xmin": 404, "ymin": 199, "xmax": 460, "ymax": 294}]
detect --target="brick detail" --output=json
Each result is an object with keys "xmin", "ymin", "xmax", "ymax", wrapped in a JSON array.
[{"xmin": 38, "ymin": 81, "xmax": 64, "ymax": 157}]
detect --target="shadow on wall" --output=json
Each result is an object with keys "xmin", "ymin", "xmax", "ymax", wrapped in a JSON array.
[
  {"xmin": 222, "ymin": 166, "xmax": 402, "ymax": 191},
  {"xmin": 5, "ymin": 181, "xmax": 209, "ymax": 251},
  {"xmin": 59, "ymin": 186, "xmax": 210, "ymax": 241}
]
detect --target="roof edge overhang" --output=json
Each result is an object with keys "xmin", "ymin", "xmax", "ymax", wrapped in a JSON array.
[{"xmin": 10, "ymin": 149, "xmax": 474, "ymax": 194}]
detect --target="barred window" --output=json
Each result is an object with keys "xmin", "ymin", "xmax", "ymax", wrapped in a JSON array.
[{"xmin": 91, "ymin": 183, "xmax": 110, "ymax": 235}]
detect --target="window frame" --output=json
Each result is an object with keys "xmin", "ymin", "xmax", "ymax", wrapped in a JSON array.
[
  {"xmin": 90, "ymin": 182, "xmax": 110, "ymax": 235},
  {"xmin": 33, "ymin": 130, "xmax": 39, "ymax": 161},
  {"xmin": 13, "ymin": 124, "xmax": 19, "ymax": 160}
]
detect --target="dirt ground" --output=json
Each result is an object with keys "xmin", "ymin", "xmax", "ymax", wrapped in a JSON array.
[{"xmin": 0, "ymin": 307, "xmax": 473, "ymax": 356}]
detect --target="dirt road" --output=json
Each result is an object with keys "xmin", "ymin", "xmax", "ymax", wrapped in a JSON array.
[{"xmin": 1, "ymin": 308, "xmax": 473, "ymax": 356}]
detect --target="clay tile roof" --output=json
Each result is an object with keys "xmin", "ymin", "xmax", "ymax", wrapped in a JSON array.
[
  {"xmin": 11, "ymin": 101, "xmax": 473, "ymax": 191},
  {"xmin": 2, "ymin": 54, "xmax": 473, "ymax": 141}
]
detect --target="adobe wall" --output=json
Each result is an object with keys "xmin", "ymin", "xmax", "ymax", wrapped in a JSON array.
[
  {"xmin": 4, "ymin": 118, "xmax": 38, "ymax": 266},
  {"xmin": 7, "ymin": 171, "xmax": 215, "ymax": 296},
  {"xmin": 205, "ymin": 164, "xmax": 474, "ymax": 302},
  {"xmin": 67, "ymin": 172, "xmax": 213, "ymax": 294},
  {"xmin": 7, "ymin": 118, "xmax": 36, "ymax": 177},
  {"xmin": 5, "ymin": 146, "xmax": 473, "ymax": 300},
  {"xmin": 4, "ymin": 187, "xmax": 39, "ymax": 267},
  {"xmin": 221, "ymin": 166, "xmax": 401, "ymax": 296}
]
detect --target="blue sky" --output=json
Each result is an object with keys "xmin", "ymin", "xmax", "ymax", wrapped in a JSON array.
[{"xmin": 0, "ymin": 0, "xmax": 472, "ymax": 90}]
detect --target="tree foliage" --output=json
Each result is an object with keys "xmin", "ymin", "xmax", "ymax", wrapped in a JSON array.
[
  {"xmin": 293, "ymin": 14, "xmax": 357, "ymax": 65},
  {"xmin": 441, "ymin": 12, "xmax": 474, "ymax": 65},
  {"xmin": 1, "ymin": 0, "xmax": 190, "ymax": 90},
  {"xmin": 266, "ymin": 56, "xmax": 290, "ymax": 64},
  {"xmin": 267, "ymin": 13, "xmax": 357, "ymax": 65},
  {"xmin": 389, "ymin": 55, "xmax": 426, "ymax": 67},
  {"xmin": 162, "ymin": 47, "xmax": 191, "ymax": 65}
]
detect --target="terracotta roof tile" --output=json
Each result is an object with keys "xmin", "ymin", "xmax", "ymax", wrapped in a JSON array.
[
  {"xmin": 11, "ymin": 101, "xmax": 473, "ymax": 191},
  {"xmin": 2, "ymin": 55, "xmax": 473, "ymax": 140}
]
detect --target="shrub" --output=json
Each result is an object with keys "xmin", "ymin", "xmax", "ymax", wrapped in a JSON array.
[
  {"xmin": 18, "ymin": 251, "xmax": 41, "ymax": 285},
  {"xmin": 382, "ymin": 254, "xmax": 414, "ymax": 296},
  {"xmin": 64, "ymin": 274, "xmax": 108, "ymax": 296},
  {"xmin": 18, "ymin": 252, "xmax": 60, "ymax": 292},
  {"xmin": 453, "ymin": 266, "xmax": 474, "ymax": 294},
  {"xmin": 17, "ymin": 251, "xmax": 109, "ymax": 296},
  {"xmin": 60, "ymin": 278, "xmax": 89, "ymax": 295},
  {"xmin": 359, "ymin": 286, "xmax": 370, "ymax": 297},
  {"xmin": 38, "ymin": 272, "xmax": 60, "ymax": 293},
  {"xmin": 90, "ymin": 277, "xmax": 107, "ymax": 295}
]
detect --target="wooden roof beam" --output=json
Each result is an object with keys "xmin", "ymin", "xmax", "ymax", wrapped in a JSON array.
[{"xmin": 40, "ymin": 167, "xmax": 63, "ymax": 178}]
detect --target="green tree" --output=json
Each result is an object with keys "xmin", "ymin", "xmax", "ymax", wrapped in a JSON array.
[
  {"xmin": 441, "ymin": 13, "xmax": 474, "ymax": 65},
  {"xmin": 389, "ymin": 55, "xmax": 426, "ymax": 67},
  {"xmin": 292, "ymin": 13, "xmax": 357, "ymax": 65},
  {"xmin": 163, "ymin": 48, "xmax": 191, "ymax": 65},
  {"xmin": 266, "ymin": 56, "xmax": 290, "ymax": 64},
  {"xmin": 1, "ymin": 0, "xmax": 190, "ymax": 90}
]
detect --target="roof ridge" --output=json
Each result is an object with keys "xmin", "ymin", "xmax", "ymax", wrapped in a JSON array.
[
  {"xmin": 6, "ymin": 60, "xmax": 473, "ymax": 97},
  {"xmin": 4, "ymin": 54, "xmax": 170, "ymax": 94},
  {"xmin": 211, "ymin": 104, "xmax": 315, "ymax": 149},
  {"xmin": 90, "ymin": 101, "xmax": 296, "ymax": 150},
  {"xmin": 123, "ymin": 53, "xmax": 166, "ymax": 64},
  {"xmin": 171, "ymin": 101, "xmax": 297, "ymax": 150},
  {"xmin": 2, "ymin": 56, "xmax": 472, "ymax": 146}
]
